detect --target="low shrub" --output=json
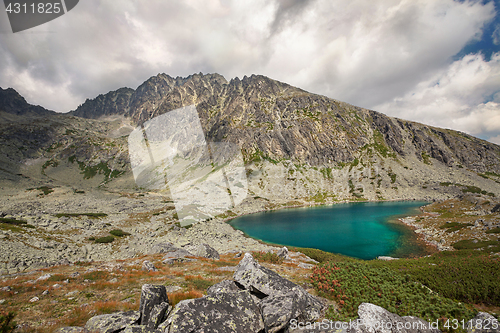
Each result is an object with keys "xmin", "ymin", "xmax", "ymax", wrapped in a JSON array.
[
  {"xmin": 252, "ymin": 251, "xmax": 284, "ymax": 264},
  {"xmin": 0, "ymin": 311, "xmax": 16, "ymax": 333},
  {"xmin": 94, "ymin": 236, "xmax": 114, "ymax": 244},
  {"xmin": 310, "ymin": 262, "xmax": 476, "ymax": 330},
  {"xmin": 439, "ymin": 222, "xmax": 473, "ymax": 233},
  {"xmin": 184, "ymin": 275, "xmax": 215, "ymax": 291},
  {"xmin": 109, "ymin": 229, "xmax": 130, "ymax": 237}
]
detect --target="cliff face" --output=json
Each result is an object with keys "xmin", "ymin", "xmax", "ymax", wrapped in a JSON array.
[
  {"xmin": 71, "ymin": 73, "xmax": 500, "ymax": 173},
  {"xmin": 1, "ymin": 73, "xmax": 499, "ymax": 202}
]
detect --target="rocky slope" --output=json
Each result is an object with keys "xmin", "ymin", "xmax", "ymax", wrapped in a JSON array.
[{"xmin": 1, "ymin": 73, "xmax": 500, "ymax": 273}]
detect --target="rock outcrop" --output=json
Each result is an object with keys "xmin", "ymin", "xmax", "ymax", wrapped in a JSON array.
[{"xmin": 53, "ymin": 253, "xmax": 492, "ymax": 333}]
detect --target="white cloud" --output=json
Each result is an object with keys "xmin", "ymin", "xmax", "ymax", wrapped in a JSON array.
[
  {"xmin": 375, "ymin": 52, "xmax": 500, "ymax": 142},
  {"xmin": 0, "ymin": 0, "xmax": 499, "ymax": 144}
]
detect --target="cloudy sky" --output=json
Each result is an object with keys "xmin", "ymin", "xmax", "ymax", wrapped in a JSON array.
[{"xmin": 1, "ymin": 0, "xmax": 500, "ymax": 143}]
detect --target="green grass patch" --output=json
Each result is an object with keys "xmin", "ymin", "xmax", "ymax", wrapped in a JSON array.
[
  {"xmin": 452, "ymin": 239, "xmax": 500, "ymax": 251},
  {"xmin": 81, "ymin": 271, "xmax": 111, "ymax": 281},
  {"xmin": 0, "ymin": 218, "xmax": 35, "ymax": 230},
  {"xmin": 486, "ymin": 227, "xmax": 500, "ymax": 234},
  {"xmin": 439, "ymin": 222, "xmax": 473, "ymax": 233},
  {"xmin": 94, "ymin": 236, "xmax": 114, "ymax": 244},
  {"xmin": 288, "ymin": 247, "xmax": 358, "ymax": 264},
  {"xmin": 109, "ymin": 229, "xmax": 130, "ymax": 237},
  {"xmin": 421, "ymin": 152, "xmax": 431, "ymax": 165},
  {"xmin": 184, "ymin": 276, "xmax": 215, "ymax": 291},
  {"xmin": 311, "ymin": 261, "xmax": 475, "ymax": 328},
  {"xmin": 252, "ymin": 251, "xmax": 284, "ymax": 264}
]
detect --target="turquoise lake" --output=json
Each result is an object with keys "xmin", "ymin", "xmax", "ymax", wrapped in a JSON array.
[{"xmin": 229, "ymin": 201, "xmax": 430, "ymax": 260}]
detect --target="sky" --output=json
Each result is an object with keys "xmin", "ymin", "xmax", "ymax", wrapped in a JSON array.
[{"xmin": 1, "ymin": 0, "xmax": 500, "ymax": 144}]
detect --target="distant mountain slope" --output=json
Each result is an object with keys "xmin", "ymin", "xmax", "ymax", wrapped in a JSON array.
[
  {"xmin": 1, "ymin": 73, "xmax": 499, "ymax": 202},
  {"xmin": 0, "ymin": 87, "xmax": 56, "ymax": 117},
  {"xmin": 70, "ymin": 73, "xmax": 500, "ymax": 174}
]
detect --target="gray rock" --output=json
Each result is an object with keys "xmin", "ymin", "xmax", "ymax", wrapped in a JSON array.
[
  {"xmin": 277, "ymin": 246, "xmax": 290, "ymax": 260},
  {"xmin": 357, "ymin": 303, "xmax": 441, "ymax": 333},
  {"xmin": 142, "ymin": 260, "xmax": 157, "ymax": 272},
  {"xmin": 1, "ymin": 286, "xmax": 11, "ymax": 292},
  {"xmin": 84, "ymin": 310, "xmax": 140, "ymax": 333},
  {"xmin": 184, "ymin": 243, "xmax": 220, "ymax": 259},
  {"xmin": 147, "ymin": 301, "xmax": 171, "ymax": 329},
  {"xmin": 261, "ymin": 289, "xmax": 308, "ymax": 333},
  {"xmin": 162, "ymin": 257, "xmax": 195, "ymax": 265},
  {"xmin": 298, "ymin": 262, "xmax": 315, "ymax": 269},
  {"xmin": 139, "ymin": 284, "xmax": 168, "ymax": 326},
  {"xmin": 53, "ymin": 327, "xmax": 87, "ymax": 333},
  {"xmin": 377, "ymin": 256, "xmax": 399, "ymax": 261},
  {"xmin": 206, "ymin": 280, "xmax": 243, "ymax": 296},
  {"xmin": 233, "ymin": 253, "xmax": 324, "ymax": 323},
  {"xmin": 161, "ymin": 248, "xmax": 193, "ymax": 260},
  {"xmin": 161, "ymin": 290, "xmax": 265, "ymax": 333},
  {"xmin": 150, "ymin": 242, "xmax": 177, "ymax": 254},
  {"xmin": 467, "ymin": 312, "xmax": 499, "ymax": 333},
  {"xmin": 121, "ymin": 325, "xmax": 162, "ymax": 333}
]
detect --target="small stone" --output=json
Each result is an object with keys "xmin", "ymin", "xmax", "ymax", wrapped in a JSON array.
[
  {"xmin": 0, "ymin": 299, "xmax": 5, "ymax": 304},
  {"xmin": 1, "ymin": 286, "xmax": 11, "ymax": 292},
  {"xmin": 109, "ymin": 278, "xmax": 118, "ymax": 283},
  {"xmin": 29, "ymin": 296, "xmax": 39, "ymax": 302},
  {"xmin": 42, "ymin": 290, "xmax": 50, "ymax": 295},
  {"xmin": 142, "ymin": 261, "xmax": 157, "ymax": 272},
  {"xmin": 36, "ymin": 274, "xmax": 51, "ymax": 281},
  {"xmin": 277, "ymin": 247, "xmax": 290, "ymax": 260}
]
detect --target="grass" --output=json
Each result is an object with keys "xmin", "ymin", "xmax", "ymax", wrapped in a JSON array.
[
  {"xmin": 486, "ymin": 227, "xmax": 500, "ymax": 234},
  {"xmin": 311, "ymin": 261, "xmax": 476, "ymax": 329},
  {"xmin": 0, "ymin": 218, "xmax": 35, "ymax": 230},
  {"xmin": 169, "ymin": 290, "xmax": 204, "ymax": 306},
  {"xmin": 109, "ymin": 229, "xmax": 130, "ymax": 237},
  {"xmin": 439, "ymin": 222, "xmax": 473, "ymax": 233},
  {"xmin": 252, "ymin": 251, "xmax": 284, "ymax": 264},
  {"xmin": 184, "ymin": 275, "xmax": 215, "ymax": 291},
  {"xmin": 94, "ymin": 236, "xmax": 114, "ymax": 244},
  {"xmin": 0, "ymin": 311, "xmax": 16, "ymax": 333}
]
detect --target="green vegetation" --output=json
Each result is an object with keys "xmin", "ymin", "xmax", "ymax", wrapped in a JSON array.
[
  {"xmin": 486, "ymin": 227, "xmax": 500, "ymax": 234},
  {"xmin": 389, "ymin": 172, "xmax": 397, "ymax": 184},
  {"xmin": 452, "ymin": 239, "xmax": 500, "ymax": 252},
  {"xmin": 0, "ymin": 311, "xmax": 16, "ymax": 333},
  {"xmin": 68, "ymin": 156, "xmax": 124, "ymax": 183},
  {"xmin": 438, "ymin": 183, "xmax": 495, "ymax": 197},
  {"xmin": 252, "ymin": 251, "xmax": 284, "ymax": 264},
  {"xmin": 184, "ymin": 275, "xmax": 215, "ymax": 290},
  {"xmin": 311, "ymin": 261, "xmax": 475, "ymax": 327},
  {"xmin": 439, "ymin": 222, "xmax": 473, "ymax": 233},
  {"xmin": 109, "ymin": 229, "xmax": 130, "ymax": 237},
  {"xmin": 421, "ymin": 152, "xmax": 431, "ymax": 165},
  {"xmin": 94, "ymin": 236, "xmax": 114, "ymax": 244},
  {"xmin": 27, "ymin": 186, "xmax": 54, "ymax": 195},
  {"xmin": 54, "ymin": 213, "xmax": 108, "ymax": 218},
  {"xmin": 0, "ymin": 218, "xmax": 35, "ymax": 230}
]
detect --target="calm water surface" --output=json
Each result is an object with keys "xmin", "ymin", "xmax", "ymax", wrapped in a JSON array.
[{"xmin": 229, "ymin": 201, "xmax": 430, "ymax": 260}]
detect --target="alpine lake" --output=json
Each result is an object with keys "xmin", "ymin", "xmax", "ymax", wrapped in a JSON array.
[{"xmin": 229, "ymin": 201, "xmax": 432, "ymax": 260}]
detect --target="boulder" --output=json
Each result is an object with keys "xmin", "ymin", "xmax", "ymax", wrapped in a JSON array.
[
  {"xmin": 147, "ymin": 301, "xmax": 171, "ymax": 329},
  {"xmin": 233, "ymin": 253, "xmax": 324, "ymax": 324},
  {"xmin": 357, "ymin": 303, "xmax": 441, "ymax": 333},
  {"xmin": 53, "ymin": 327, "xmax": 87, "ymax": 333},
  {"xmin": 277, "ymin": 247, "xmax": 290, "ymax": 260},
  {"xmin": 467, "ymin": 312, "xmax": 499, "ymax": 333},
  {"xmin": 141, "ymin": 261, "xmax": 157, "ymax": 272},
  {"xmin": 121, "ymin": 325, "xmax": 162, "ymax": 333},
  {"xmin": 184, "ymin": 243, "xmax": 220, "ymax": 259},
  {"xmin": 160, "ymin": 290, "xmax": 265, "ymax": 333},
  {"xmin": 206, "ymin": 280, "xmax": 243, "ymax": 296},
  {"xmin": 84, "ymin": 311, "xmax": 140, "ymax": 333},
  {"xmin": 139, "ymin": 285, "xmax": 168, "ymax": 325},
  {"xmin": 261, "ymin": 289, "xmax": 308, "ymax": 333}
]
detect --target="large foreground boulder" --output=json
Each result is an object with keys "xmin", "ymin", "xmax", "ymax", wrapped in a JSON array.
[
  {"xmin": 160, "ymin": 290, "xmax": 265, "ymax": 332},
  {"xmin": 233, "ymin": 252, "xmax": 324, "ymax": 332},
  {"xmin": 467, "ymin": 312, "xmax": 499, "ymax": 333},
  {"xmin": 139, "ymin": 285, "xmax": 168, "ymax": 325},
  {"xmin": 84, "ymin": 311, "xmax": 140, "ymax": 333}
]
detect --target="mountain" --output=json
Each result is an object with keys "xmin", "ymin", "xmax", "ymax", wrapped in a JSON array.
[
  {"xmin": 0, "ymin": 87, "xmax": 56, "ymax": 118},
  {"xmin": 1, "ymin": 73, "xmax": 500, "ymax": 203}
]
